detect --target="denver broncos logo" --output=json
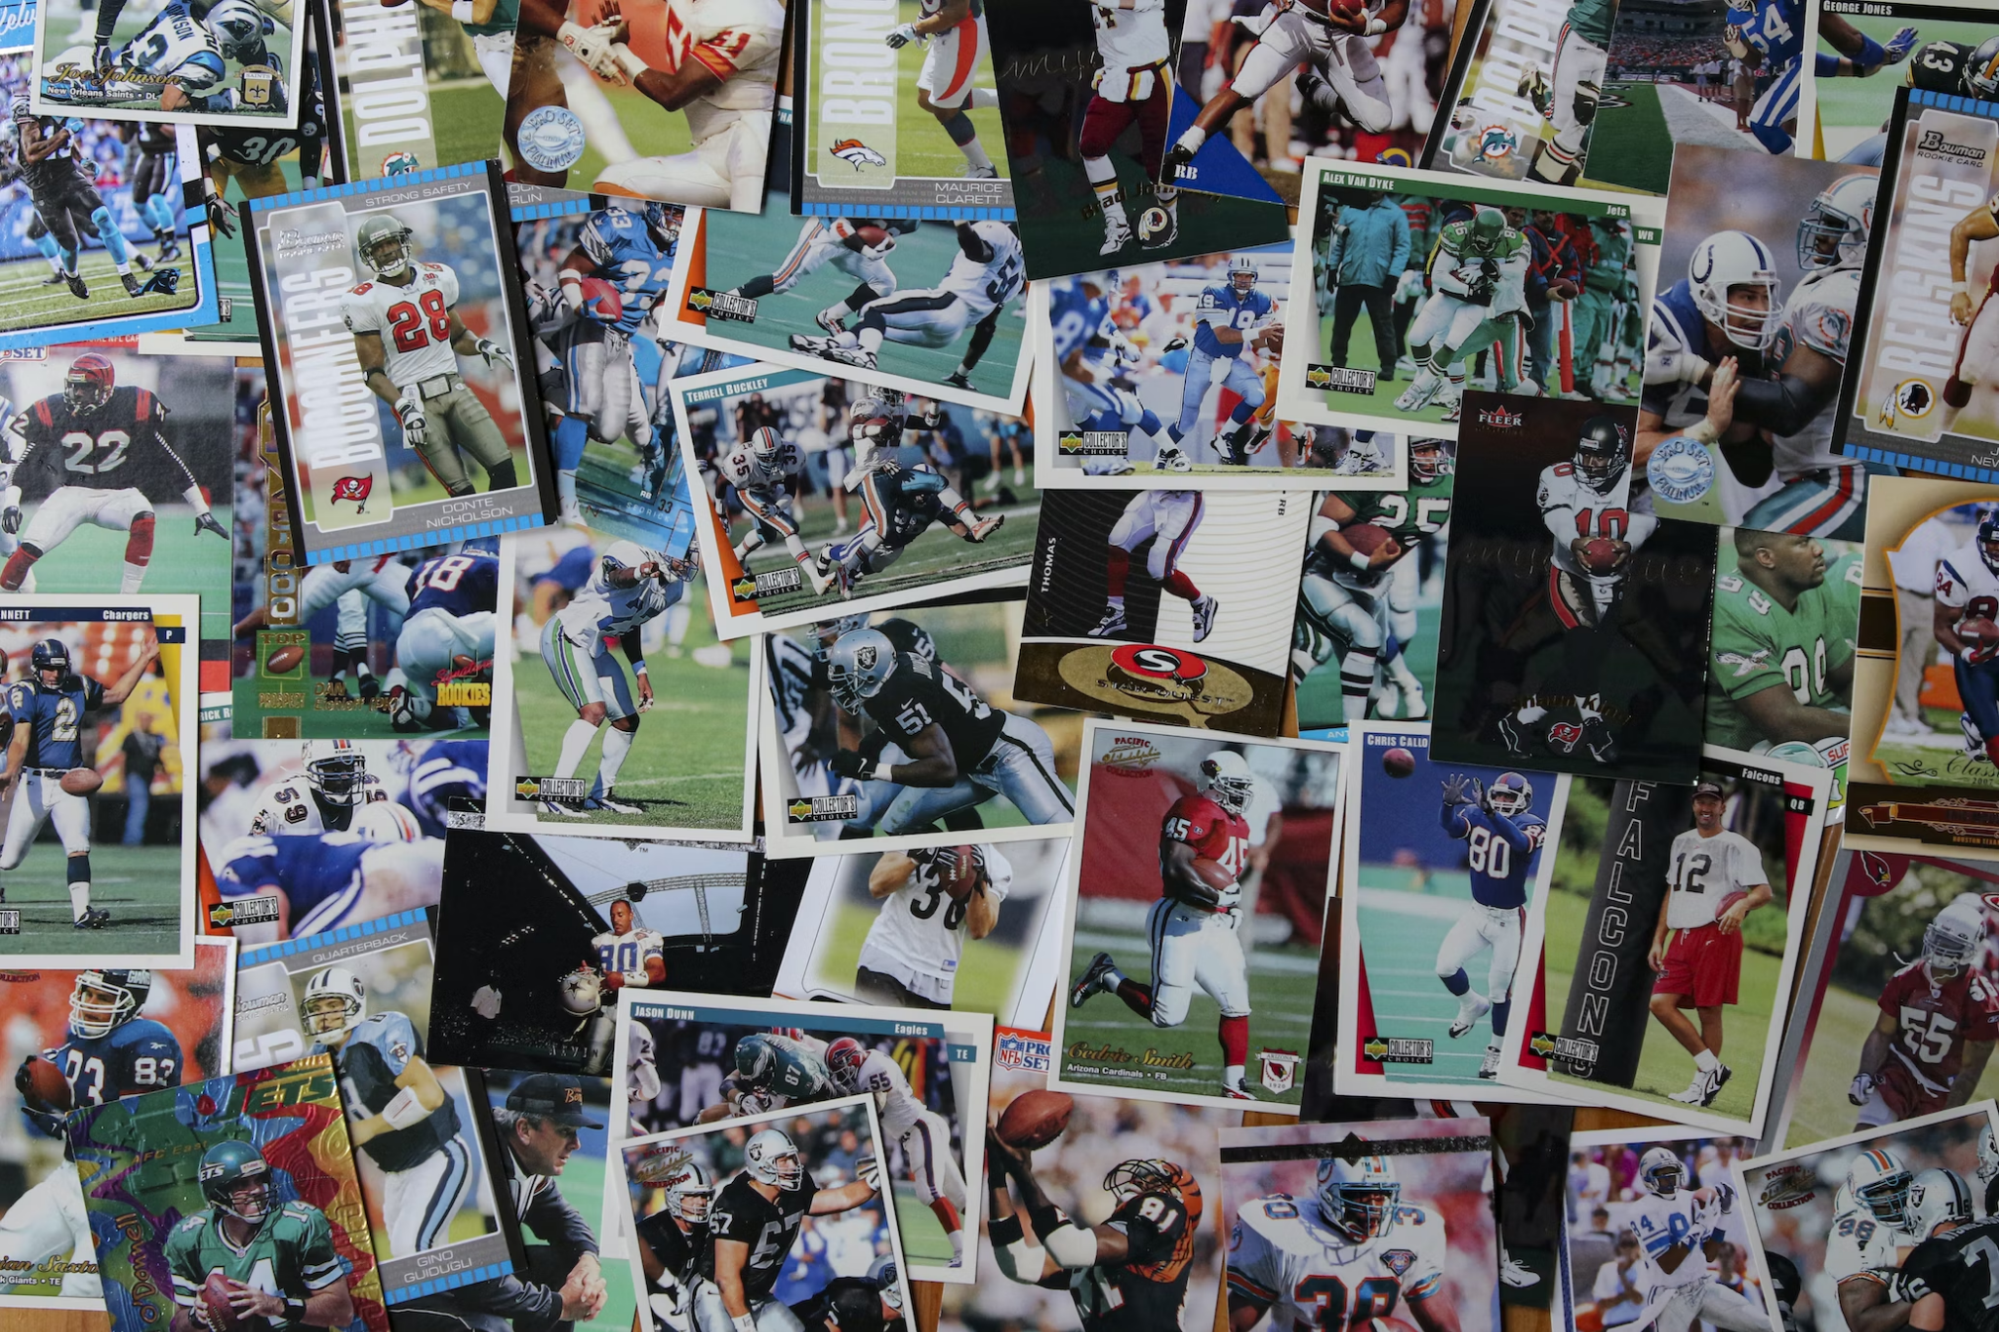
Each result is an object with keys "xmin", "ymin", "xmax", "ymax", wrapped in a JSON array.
[{"xmin": 830, "ymin": 138, "xmax": 887, "ymax": 169}]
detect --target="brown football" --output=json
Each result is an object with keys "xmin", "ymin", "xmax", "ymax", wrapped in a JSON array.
[
  {"xmin": 1582, "ymin": 536, "xmax": 1621, "ymax": 574},
  {"xmin": 59, "ymin": 768, "xmax": 101, "ymax": 797},
  {"xmin": 265, "ymin": 644, "xmax": 305, "ymax": 674},
  {"xmin": 1964, "ymin": 616, "xmax": 1999, "ymax": 646},
  {"xmin": 1382, "ymin": 747, "xmax": 1417, "ymax": 778},
  {"xmin": 940, "ymin": 845, "xmax": 979, "ymax": 900},
  {"xmin": 202, "ymin": 1272, "xmax": 246, "ymax": 1331},
  {"xmin": 1341, "ymin": 523, "xmax": 1395, "ymax": 557},
  {"xmin": 997, "ymin": 1089, "xmax": 1074, "ymax": 1150},
  {"xmin": 854, "ymin": 224, "xmax": 890, "ymax": 249},
  {"xmin": 1191, "ymin": 856, "xmax": 1238, "ymax": 894},
  {"xmin": 24, "ymin": 1057, "xmax": 70, "ymax": 1111}
]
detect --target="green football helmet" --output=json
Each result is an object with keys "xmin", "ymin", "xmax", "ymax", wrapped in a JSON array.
[{"xmin": 199, "ymin": 1140, "xmax": 274, "ymax": 1224}]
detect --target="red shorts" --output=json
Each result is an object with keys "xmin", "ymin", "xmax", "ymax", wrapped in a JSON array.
[
  {"xmin": 1875, "ymin": 1060, "xmax": 1949, "ymax": 1123},
  {"xmin": 1653, "ymin": 922, "xmax": 1743, "ymax": 1008},
  {"xmin": 1079, "ymin": 86, "xmax": 1171, "ymax": 176}
]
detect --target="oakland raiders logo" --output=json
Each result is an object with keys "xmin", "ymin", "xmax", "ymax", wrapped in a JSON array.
[{"xmin": 855, "ymin": 645, "xmax": 878, "ymax": 671}]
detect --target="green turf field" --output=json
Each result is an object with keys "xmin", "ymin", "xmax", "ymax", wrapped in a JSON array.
[
  {"xmin": 0, "ymin": 841, "xmax": 183, "ymax": 959},
  {"xmin": 18, "ymin": 505, "xmax": 232, "ymax": 648},
  {"xmin": 892, "ymin": 1181, "xmax": 951, "ymax": 1267},
  {"xmin": 1580, "ymin": 83, "xmax": 1677, "ymax": 197},
  {"xmin": 1355, "ymin": 870, "xmax": 1504, "ymax": 1089},
  {"xmin": 516, "ymin": 581, "xmax": 751, "ymax": 831},
  {"xmin": 1813, "ymin": 18, "xmax": 1990, "ymax": 159},
  {"xmin": 1310, "ymin": 302, "xmax": 1631, "ymax": 416},
  {"xmin": 1540, "ymin": 886, "xmax": 1775, "ymax": 1120},
  {"xmin": 576, "ymin": 437, "xmax": 688, "ymax": 548},
  {"xmin": 1012, "ymin": 153, "xmax": 1286, "ymax": 282},
  {"xmin": 194, "ymin": 156, "xmax": 311, "ymax": 343},
  {"xmin": 0, "ymin": 248, "xmax": 198, "ymax": 337},
  {"xmin": 1869, "ymin": 725, "xmax": 1999, "ymax": 789},
  {"xmin": 345, "ymin": 77, "xmax": 504, "ymax": 180},
  {"xmin": 811, "ymin": 898, "xmax": 1021, "ymax": 1017},
  {"xmin": 1296, "ymin": 592, "xmax": 1439, "ymax": 730},
  {"xmin": 698, "ymin": 206, "xmax": 1025, "ymax": 400},
  {"xmin": 1059, "ymin": 919, "xmax": 1318, "ymax": 1107}
]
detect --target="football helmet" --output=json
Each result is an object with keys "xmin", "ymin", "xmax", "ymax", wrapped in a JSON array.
[
  {"xmin": 813, "ymin": 615, "xmax": 870, "ymax": 661},
  {"xmin": 1638, "ymin": 1146, "xmax": 1686, "ymax": 1196},
  {"xmin": 1228, "ymin": 257, "xmax": 1258, "ymax": 292},
  {"xmin": 1978, "ymin": 514, "xmax": 1999, "ymax": 576},
  {"xmin": 1410, "ymin": 438, "xmax": 1453, "ymax": 483},
  {"xmin": 1982, "ymin": 1126, "xmax": 1999, "ymax": 1187},
  {"xmin": 69, "ymin": 968, "xmax": 151, "ymax": 1039},
  {"xmin": 1487, "ymin": 772, "xmax": 1533, "ymax": 817},
  {"xmin": 1106, "ymin": 1158, "xmax": 1197, "ymax": 1207},
  {"xmin": 643, "ymin": 201, "xmax": 679, "ymax": 251},
  {"xmin": 356, "ymin": 214, "xmax": 415, "ymax": 278},
  {"xmin": 869, "ymin": 1256, "xmax": 902, "ymax": 1313},
  {"xmin": 31, "ymin": 638, "xmax": 70, "ymax": 685},
  {"xmin": 1846, "ymin": 1147, "xmax": 1915, "ymax": 1228},
  {"xmin": 1923, "ymin": 894, "xmax": 1985, "ymax": 980},
  {"xmin": 1574, "ymin": 415, "xmax": 1629, "ymax": 494},
  {"xmin": 203, "ymin": 0, "xmax": 272, "ymax": 62},
  {"xmin": 63, "ymin": 354, "xmax": 115, "ymax": 415},
  {"xmin": 558, "ymin": 966, "xmax": 602, "ymax": 1016},
  {"xmin": 1202, "ymin": 750, "xmax": 1255, "ymax": 814},
  {"xmin": 826, "ymin": 628, "xmax": 898, "ymax": 713},
  {"xmin": 200, "ymin": 1140, "xmax": 274, "ymax": 1224},
  {"xmin": 665, "ymin": 1157, "xmax": 711, "ymax": 1223},
  {"xmin": 1907, "ymin": 1167, "xmax": 1973, "ymax": 1239},
  {"xmin": 745, "ymin": 1128, "xmax": 804, "ymax": 1190},
  {"xmin": 301, "ymin": 966, "xmax": 366, "ymax": 1040},
  {"xmin": 1797, "ymin": 175, "xmax": 1877, "ymax": 272},
  {"xmin": 734, "ymin": 1032, "xmax": 775, "ymax": 1084},
  {"xmin": 1318, "ymin": 1151, "xmax": 1401, "ymax": 1241},
  {"xmin": 747, "ymin": 426, "xmax": 784, "ymax": 466},
  {"xmin": 349, "ymin": 801, "xmax": 421, "ymax": 843},
  {"xmin": 1465, "ymin": 206, "xmax": 1507, "ymax": 255},
  {"xmin": 1966, "ymin": 35, "xmax": 1999, "ymax": 99},
  {"xmin": 1688, "ymin": 230, "xmax": 1782, "ymax": 351},
  {"xmin": 303, "ymin": 738, "xmax": 368, "ymax": 820},
  {"xmin": 826, "ymin": 1036, "xmax": 868, "ymax": 1092}
]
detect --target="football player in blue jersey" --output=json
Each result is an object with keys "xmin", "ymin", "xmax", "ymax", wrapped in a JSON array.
[
  {"xmin": 1436, "ymin": 770, "xmax": 1546, "ymax": 1079},
  {"xmin": 392, "ymin": 738, "xmax": 489, "ymax": 840},
  {"xmin": 214, "ymin": 823, "xmax": 443, "ymax": 941},
  {"xmin": 1166, "ymin": 257, "xmax": 1279, "ymax": 467},
  {"xmin": 546, "ymin": 203, "xmax": 681, "ymax": 527},
  {"xmin": 304, "ymin": 965, "xmax": 475, "ymax": 1260},
  {"xmin": 1725, "ymin": 0, "xmax": 1807, "ymax": 155},
  {"xmin": 390, "ymin": 550, "xmax": 498, "ymax": 733},
  {"xmin": 0, "ymin": 636, "xmax": 157, "ymax": 930},
  {"xmin": 1054, "ymin": 270, "xmax": 1179, "ymax": 471},
  {"xmin": 5, "ymin": 968, "xmax": 180, "ymax": 1298}
]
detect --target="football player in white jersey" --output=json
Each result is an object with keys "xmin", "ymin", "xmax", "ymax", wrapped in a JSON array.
[
  {"xmin": 724, "ymin": 216, "xmax": 913, "ymax": 339},
  {"xmin": 1086, "ymin": 489, "xmax": 1218, "ymax": 642},
  {"xmin": 1625, "ymin": 1147, "xmax": 1766, "ymax": 1331},
  {"xmin": 1825, "ymin": 1149, "xmax": 1919, "ymax": 1330},
  {"xmin": 539, "ymin": 540, "xmax": 697, "ymax": 817},
  {"xmin": 827, "ymin": 1036, "xmax": 970, "ymax": 1267},
  {"xmin": 342, "ymin": 214, "xmax": 519, "ymax": 499},
  {"xmin": 1077, "ymin": 0, "xmax": 1177, "ymax": 254},
  {"xmin": 854, "ymin": 844, "xmax": 1009, "ymax": 1009},
  {"xmin": 590, "ymin": 0, "xmax": 784, "ymax": 211},
  {"xmin": 1933, "ymin": 515, "xmax": 1999, "ymax": 767},
  {"xmin": 790, "ymin": 221, "xmax": 1024, "ymax": 392},
  {"xmin": 1227, "ymin": 1150, "xmax": 1459, "ymax": 1329},
  {"xmin": 887, "ymin": 0, "xmax": 1001, "ymax": 181},
  {"xmin": 248, "ymin": 739, "xmax": 379, "ymax": 836},
  {"xmin": 591, "ymin": 897, "xmax": 666, "ymax": 991},
  {"xmin": 716, "ymin": 426, "xmax": 834, "ymax": 596}
]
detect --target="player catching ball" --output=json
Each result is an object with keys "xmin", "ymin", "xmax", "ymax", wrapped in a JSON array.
[
  {"xmin": 1649, "ymin": 781, "xmax": 1773, "ymax": 1109},
  {"xmin": 855, "ymin": 845, "xmax": 1007, "ymax": 1010}
]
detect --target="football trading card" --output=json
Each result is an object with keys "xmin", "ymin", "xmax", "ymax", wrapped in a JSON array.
[
  {"xmin": 1334, "ymin": 724, "xmax": 1572, "ymax": 1103},
  {"xmin": 756, "ymin": 595, "xmax": 1080, "ymax": 859},
  {"xmin": 242, "ymin": 163, "xmax": 556, "ymax": 565},
  {"xmin": 1489, "ymin": 1103, "xmax": 1574, "ymax": 1308},
  {"xmin": 1641, "ymin": 146, "xmax": 1883, "ymax": 534},
  {"xmin": 30, "ymin": 0, "xmax": 305, "ymax": 128},
  {"xmin": 1425, "ymin": 0, "xmax": 1553, "ymax": 181},
  {"xmin": 1219, "ymin": 1119, "xmax": 1500, "ymax": 1330},
  {"xmin": 1428, "ymin": 391, "xmax": 1718, "ymax": 785},
  {"xmin": 788, "ymin": 0, "xmax": 1011, "ymax": 220},
  {"xmin": 317, "ymin": 0, "xmax": 504, "ymax": 178},
  {"xmin": 1277, "ymin": 161, "xmax": 1663, "ymax": 437},
  {"xmin": 1559, "ymin": 1126, "xmax": 1771, "ymax": 1333},
  {"xmin": 1032, "ymin": 242, "xmax": 1405, "ymax": 487},
  {"xmin": 0, "ymin": 346, "xmax": 236, "ymax": 698},
  {"xmin": 981, "ymin": 0, "xmax": 1291, "ymax": 282},
  {"xmin": 67, "ymin": 1053, "xmax": 391, "ymax": 1330},
  {"xmin": 0, "ymin": 0, "xmax": 33, "ymax": 51},
  {"xmin": 1049, "ymin": 718, "xmax": 1342, "ymax": 1113},
  {"xmin": 0, "ymin": 939, "xmax": 235, "ymax": 1316},
  {"xmin": 0, "ymin": 61, "xmax": 221, "ymax": 349},
  {"xmin": 428, "ymin": 826, "xmax": 780, "ymax": 1075},
  {"xmin": 1293, "ymin": 444, "xmax": 1456, "ymax": 731},
  {"xmin": 608, "ymin": 989, "xmax": 992, "ymax": 1285},
  {"xmin": 0, "ymin": 594, "xmax": 199, "ymax": 967},
  {"xmin": 1797, "ymin": 0, "xmax": 1988, "ymax": 163},
  {"xmin": 232, "ymin": 909, "xmax": 517, "ymax": 1304},
  {"xmin": 669, "ymin": 360, "xmax": 1041, "ymax": 637},
  {"xmin": 1496, "ymin": 746, "xmax": 1832, "ymax": 1134},
  {"xmin": 195, "ymin": 736, "xmax": 472, "ymax": 940},
  {"xmin": 771, "ymin": 838, "xmax": 1069, "ymax": 1028},
  {"xmin": 616, "ymin": 1097, "xmax": 915, "ymax": 1330},
  {"xmin": 1832, "ymin": 90, "xmax": 1999, "ymax": 483},
  {"xmin": 231, "ymin": 361, "xmax": 507, "ymax": 739},
  {"xmin": 1014, "ymin": 489, "xmax": 1309, "ymax": 737},
  {"xmin": 1735, "ymin": 1103, "xmax": 1999, "ymax": 1332},
  {"xmin": 939, "ymin": 1026, "xmax": 1233, "ymax": 1330},
  {"xmin": 659, "ymin": 198, "xmax": 1033, "ymax": 415}
]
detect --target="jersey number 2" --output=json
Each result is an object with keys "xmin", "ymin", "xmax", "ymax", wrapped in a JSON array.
[{"xmin": 387, "ymin": 290, "xmax": 451, "ymax": 353}]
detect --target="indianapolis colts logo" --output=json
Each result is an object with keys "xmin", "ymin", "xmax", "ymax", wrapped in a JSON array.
[{"xmin": 831, "ymin": 138, "xmax": 888, "ymax": 169}]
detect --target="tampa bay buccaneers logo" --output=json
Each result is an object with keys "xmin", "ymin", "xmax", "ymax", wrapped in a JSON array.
[
  {"xmin": 830, "ymin": 138, "xmax": 888, "ymax": 169},
  {"xmin": 329, "ymin": 475, "xmax": 373, "ymax": 511}
]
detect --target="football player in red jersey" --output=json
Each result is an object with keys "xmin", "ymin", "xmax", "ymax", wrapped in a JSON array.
[
  {"xmin": 1069, "ymin": 749, "xmax": 1261, "ymax": 1099},
  {"xmin": 1848, "ymin": 893, "xmax": 1999, "ymax": 1132},
  {"xmin": 986, "ymin": 1129, "xmax": 1205, "ymax": 1332}
]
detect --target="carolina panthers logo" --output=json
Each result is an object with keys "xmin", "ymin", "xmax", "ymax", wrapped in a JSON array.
[{"xmin": 830, "ymin": 138, "xmax": 888, "ymax": 169}]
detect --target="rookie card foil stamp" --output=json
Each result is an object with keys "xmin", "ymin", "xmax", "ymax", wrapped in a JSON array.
[
  {"xmin": 243, "ymin": 162, "xmax": 556, "ymax": 564},
  {"xmin": 1014, "ymin": 489, "xmax": 1307, "ymax": 736},
  {"xmin": 67, "ymin": 1054, "xmax": 391, "ymax": 1330},
  {"xmin": 790, "ymin": 0, "xmax": 1011, "ymax": 220}
]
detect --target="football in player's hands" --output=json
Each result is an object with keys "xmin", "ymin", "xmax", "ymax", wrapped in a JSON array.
[
  {"xmin": 1255, "ymin": 325, "xmax": 1285, "ymax": 356},
  {"xmin": 579, "ymin": 276, "xmax": 623, "ymax": 322},
  {"xmin": 1340, "ymin": 522, "xmax": 1399, "ymax": 565},
  {"xmin": 1190, "ymin": 855, "xmax": 1238, "ymax": 901},
  {"xmin": 201, "ymin": 1274, "xmax": 245, "ymax": 1330},
  {"xmin": 17, "ymin": 1054, "xmax": 70, "ymax": 1111},
  {"xmin": 996, "ymin": 1089, "xmax": 1074, "ymax": 1150},
  {"xmin": 938, "ymin": 845, "xmax": 980, "ymax": 900},
  {"xmin": 1580, "ymin": 536, "xmax": 1622, "ymax": 574},
  {"xmin": 853, "ymin": 224, "xmax": 890, "ymax": 250},
  {"xmin": 1963, "ymin": 616, "xmax": 1999, "ymax": 659}
]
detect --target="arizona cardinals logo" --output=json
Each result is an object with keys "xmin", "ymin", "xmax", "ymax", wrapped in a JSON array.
[
  {"xmin": 830, "ymin": 138, "xmax": 887, "ymax": 169},
  {"xmin": 329, "ymin": 475, "xmax": 373, "ymax": 510}
]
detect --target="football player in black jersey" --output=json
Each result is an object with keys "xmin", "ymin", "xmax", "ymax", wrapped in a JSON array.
[
  {"xmin": 709, "ymin": 1126, "xmax": 883, "ymax": 1331},
  {"xmin": 633, "ymin": 1154, "xmax": 713, "ymax": 1330},
  {"xmin": 1900, "ymin": 1166, "xmax": 1999, "ymax": 1330},
  {"xmin": 986, "ymin": 1127, "xmax": 1204, "ymax": 1331},
  {"xmin": 1761, "ymin": 1249, "xmax": 1802, "ymax": 1331},
  {"xmin": 118, "ymin": 121, "xmax": 181, "ymax": 262},
  {"xmin": 195, "ymin": 42, "xmax": 325, "ymax": 241},
  {"xmin": 10, "ymin": 97, "xmax": 166, "ymax": 299},
  {"xmin": 822, "ymin": 626, "xmax": 1073, "ymax": 836}
]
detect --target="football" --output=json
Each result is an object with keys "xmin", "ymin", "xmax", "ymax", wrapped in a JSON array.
[
  {"xmin": 1341, "ymin": 523, "xmax": 1396, "ymax": 558},
  {"xmin": 1582, "ymin": 536, "xmax": 1621, "ymax": 573},
  {"xmin": 580, "ymin": 276, "xmax": 624, "ymax": 322},
  {"xmin": 59, "ymin": 768, "xmax": 102, "ymax": 797},
  {"xmin": 202, "ymin": 1273, "xmax": 245, "ymax": 1330},
  {"xmin": 1963, "ymin": 616, "xmax": 1999, "ymax": 649},
  {"xmin": 22, "ymin": 1056, "xmax": 70, "ymax": 1110},
  {"xmin": 939, "ymin": 845, "xmax": 979, "ymax": 900},
  {"xmin": 996, "ymin": 1089, "xmax": 1074, "ymax": 1150},
  {"xmin": 265, "ymin": 644, "xmax": 305, "ymax": 674},
  {"xmin": 1382, "ymin": 747, "xmax": 1417, "ymax": 778},
  {"xmin": 853, "ymin": 223, "xmax": 890, "ymax": 250},
  {"xmin": 1192, "ymin": 855, "xmax": 1238, "ymax": 895}
]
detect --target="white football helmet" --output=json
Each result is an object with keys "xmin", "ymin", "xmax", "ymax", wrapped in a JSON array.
[
  {"xmin": 1688, "ymin": 230, "xmax": 1782, "ymax": 351},
  {"xmin": 1924, "ymin": 895, "xmax": 1986, "ymax": 980},
  {"xmin": 1638, "ymin": 1146, "xmax": 1687, "ymax": 1196},
  {"xmin": 1981, "ymin": 1126, "xmax": 1999, "ymax": 1188},
  {"xmin": 665, "ymin": 1158, "xmax": 711, "ymax": 1223},
  {"xmin": 1906, "ymin": 1167, "xmax": 1973, "ymax": 1239},
  {"xmin": 745, "ymin": 1128, "xmax": 804, "ymax": 1190},
  {"xmin": 558, "ymin": 966, "xmax": 603, "ymax": 1016},
  {"xmin": 1317, "ymin": 1150, "xmax": 1400, "ymax": 1241},
  {"xmin": 1201, "ymin": 750, "xmax": 1255, "ymax": 814},
  {"xmin": 1797, "ymin": 174, "xmax": 1876, "ymax": 273},
  {"xmin": 1846, "ymin": 1147, "xmax": 1914, "ymax": 1228},
  {"xmin": 348, "ymin": 800, "xmax": 421, "ymax": 844},
  {"xmin": 301, "ymin": 966, "xmax": 366, "ymax": 1041}
]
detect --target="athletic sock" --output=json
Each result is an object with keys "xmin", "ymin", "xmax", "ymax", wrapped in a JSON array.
[
  {"xmin": 598, "ymin": 725, "xmax": 633, "ymax": 789},
  {"xmin": 555, "ymin": 719, "xmax": 597, "ymax": 780}
]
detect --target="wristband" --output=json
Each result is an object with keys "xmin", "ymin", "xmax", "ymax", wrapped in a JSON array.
[
  {"xmin": 1684, "ymin": 419, "xmax": 1720, "ymax": 446},
  {"xmin": 451, "ymin": 0, "xmax": 473, "ymax": 17},
  {"xmin": 1364, "ymin": 16, "xmax": 1386, "ymax": 34},
  {"xmin": 1348, "ymin": 549, "xmax": 1371, "ymax": 573},
  {"xmin": 874, "ymin": 762, "xmax": 894, "ymax": 782},
  {"xmin": 733, "ymin": 1315, "xmax": 757, "ymax": 1333},
  {"xmin": 633, "ymin": 661, "xmax": 648, "ymax": 675},
  {"xmin": 1958, "ymin": 281, "xmax": 1973, "ymax": 297},
  {"xmin": 284, "ymin": 1298, "xmax": 307, "ymax": 1322},
  {"xmin": 381, "ymin": 1086, "xmax": 428, "ymax": 1130}
]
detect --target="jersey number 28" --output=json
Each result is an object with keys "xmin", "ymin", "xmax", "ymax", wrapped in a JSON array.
[{"xmin": 387, "ymin": 289, "xmax": 451, "ymax": 353}]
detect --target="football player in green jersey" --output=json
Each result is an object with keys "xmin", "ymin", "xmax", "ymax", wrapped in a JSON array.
[
  {"xmin": 1397, "ymin": 211, "xmax": 1532, "ymax": 419},
  {"xmin": 165, "ymin": 1140, "xmax": 354, "ymax": 1331},
  {"xmin": 699, "ymin": 1031, "xmax": 832, "ymax": 1123},
  {"xmin": 1706, "ymin": 528, "xmax": 1857, "ymax": 751},
  {"xmin": 1527, "ymin": 0, "xmax": 1615, "ymax": 185}
]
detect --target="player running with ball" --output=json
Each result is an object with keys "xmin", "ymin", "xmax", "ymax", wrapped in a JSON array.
[
  {"xmin": 1437, "ymin": 770, "xmax": 1544, "ymax": 1079},
  {"xmin": 1625, "ymin": 1147, "xmax": 1766, "ymax": 1330}
]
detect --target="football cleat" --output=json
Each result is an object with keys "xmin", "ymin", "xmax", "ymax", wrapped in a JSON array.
[
  {"xmin": 805, "ymin": 558, "xmax": 837, "ymax": 598},
  {"xmin": 1223, "ymin": 1080, "xmax": 1257, "ymax": 1100},
  {"xmin": 587, "ymin": 795, "xmax": 642, "ymax": 814},
  {"xmin": 1449, "ymin": 993, "xmax": 1491, "ymax": 1039},
  {"xmin": 1500, "ymin": 1254, "xmax": 1538, "ymax": 1286},
  {"xmin": 41, "ymin": 270, "xmax": 66, "ymax": 286},
  {"xmin": 1496, "ymin": 714, "xmax": 1533, "ymax": 759},
  {"xmin": 1190, "ymin": 594, "xmax": 1219, "ymax": 643},
  {"xmin": 157, "ymin": 237, "xmax": 181, "ymax": 262},
  {"xmin": 1700, "ymin": 1063, "xmax": 1733, "ymax": 1107},
  {"xmin": 1070, "ymin": 950, "xmax": 1116, "ymax": 1008},
  {"xmin": 541, "ymin": 798, "xmax": 587, "ymax": 819},
  {"xmin": 1155, "ymin": 445, "xmax": 1192, "ymax": 472},
  {"xmin": 1667, "ymin": 1072, "xmax": 1708, "ymax": 1105},
  {"xmin": 73, "ymin": 908, "xmax": 109, "ymax": 929},
  {"xmin": 1480, "ymin": 1044, "xmax": 1503, "ymax": 1079},
  {"xmin": 1394, "ymin": 370, "xmax": 1440, "ymax": 412},
  {"xmin": 120, "ymin": 272, "xmax": 144, "ymax": 297},
  {"xmin": 1100, "ymin": 219, "xmax": 1132, "ymax": 256},
  {"xmin": 1214, "ymin": 422, "xmax": 1254, "ymax": 466},
  {"xmin": 1964, "ymin": 711, "xmax": 1990, "ymax": 762},
  {"xmin": 1581, "ymin": 717, "xmax": 1619, "ymax": 765},
  {"xmin": 969, "ymin": 514, "xmax": 1004, "ymax": 542},
  {"xmin": 815, "ymin": 305, "xmax": 848, "ymax": 336},
  {"xmin": 65, "ymin": 272, "xmax": 88, "ymax": 300},
  {"xmin": 942, "ymin": 369, "xmax": 973, "ymax": 389},
  {"xmin": 1088, "ymin": 604, "xmax": 1127, "ymax": 638}
]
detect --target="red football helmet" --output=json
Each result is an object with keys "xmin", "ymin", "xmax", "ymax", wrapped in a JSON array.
[
  {"xmin": 64, "ymin": 354, "xmax": 115, "ymax": 415},
  {"xmin": 826, "ymin": 1037, "xmax": 868, "ymax": 1091}
]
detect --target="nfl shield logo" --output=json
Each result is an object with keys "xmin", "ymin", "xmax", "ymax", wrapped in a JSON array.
[{"xmin": 1257, "ymin": 1048, "xmax": 1300, "ymax": 1094}]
